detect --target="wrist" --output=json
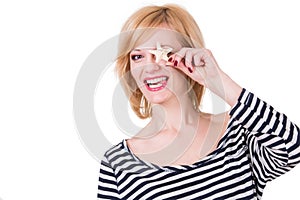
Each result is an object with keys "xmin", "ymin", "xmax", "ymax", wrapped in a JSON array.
[
  {"xmin": 221, "ymin": 72, "xmax": 243, "ymax": 107},
  {"xmin": 208, "ymin": 72, "xmax": 242, "ymax": 107}
]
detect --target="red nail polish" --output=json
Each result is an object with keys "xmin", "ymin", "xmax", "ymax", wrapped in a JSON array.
[
  {"xmin": 168, "ymin": 57, "xmax": 173, "ymax": 62},
  {"xmin": 188, "ymin": 67, "xmax": 193, "ymax": 73},
  {"xmin": 174, "ymin": 60, "xmax": 178, "ymax": 67}
]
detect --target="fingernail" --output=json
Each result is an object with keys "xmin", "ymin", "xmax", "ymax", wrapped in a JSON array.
[
  {"xmin": 168, "ymin": 57, "xmax": 173, "ymax": 62},
  {"xmin": 165, "ymin": 62, "xmax": 173, "ymax": 67},
  {"xmin": 174, "ymin": 60, "xmax": 178, "ymax": 67},
  {"xmin": 188, "ymin": 67, "xmax": 193, "ymax": 73}
]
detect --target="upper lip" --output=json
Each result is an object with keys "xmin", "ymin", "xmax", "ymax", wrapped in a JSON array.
[{"xmin": 143, "ymin": 76, "xmax": 169, "ymax": 84}]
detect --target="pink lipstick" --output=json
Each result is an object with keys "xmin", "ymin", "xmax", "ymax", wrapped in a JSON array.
[{"xmin": 144, "ymin": 76, "xmax": 168, "ymax": 92}]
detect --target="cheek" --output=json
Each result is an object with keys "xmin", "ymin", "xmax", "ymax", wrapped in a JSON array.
[
  {"xmin": 130, "ymin": 65, "xmax": 143, "ymax": 84},
  {"xmin": 169, "ymin": 71, "xmax": 188, "ymax": 90}
]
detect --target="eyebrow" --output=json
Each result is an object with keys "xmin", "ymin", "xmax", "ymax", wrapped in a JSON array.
[
  {"xmin": 131, "ymin": 47, "xmax": 154, "ymax": 52},
  {"xmin": 131, "ymin": 45, "xmax": 173, "ymax": 52}
]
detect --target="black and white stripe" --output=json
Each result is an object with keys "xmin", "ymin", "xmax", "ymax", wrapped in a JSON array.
[{"xmin": 98, "ymin": 89, "xmax": 300, "ymax": 199}]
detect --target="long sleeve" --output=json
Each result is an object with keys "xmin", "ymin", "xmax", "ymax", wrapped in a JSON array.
[
  {"xmin": 229, "ymin": 88, "xmax": 300, "ymax": 197},
  {"xmin": 97, "ymin": 156, "xmax": 120, "ymax": 199}
]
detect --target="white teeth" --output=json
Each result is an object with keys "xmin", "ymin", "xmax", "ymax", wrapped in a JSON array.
[
  {"xmin": 149, "ymin": 83, "xmax": 163, "ymax": 88},
  {"xmin": 145, "ymin": 77, "xmax": 167, "ymax": 84}
]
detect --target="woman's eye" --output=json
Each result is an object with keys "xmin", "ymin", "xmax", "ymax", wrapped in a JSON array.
[
  {"xmin": 131, "ymin": 55, "xmax": 144, "ymax": 61},
  {"xmin": 167, "ymin": 52, "xmax": 174, "ymax": 57}
]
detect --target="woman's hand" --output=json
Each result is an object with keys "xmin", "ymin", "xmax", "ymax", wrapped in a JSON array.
[
  {"xmin": 167, "ymin": 48, "xmax": 243, "ymax": 107},
  {"xmin": 167, "ymin": 48, "xmax": 222, "ymax": 91}
]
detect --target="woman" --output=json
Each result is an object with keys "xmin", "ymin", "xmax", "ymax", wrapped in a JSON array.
[{"xmin": 97, "ymin": 4, "xmax": 300, "ymax": 199}]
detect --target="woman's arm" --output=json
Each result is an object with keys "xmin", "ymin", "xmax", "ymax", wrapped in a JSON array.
[
  {"xmin": 170, "ymin": 47, "xmax": 300, "ymax": 185},
  {"xmin": 229, "ymin": 88, "xmax": 300, "ymax": 196},
  {"xmin": 230, "ymin": 88, "xmax": 300, "ymax": 171}
]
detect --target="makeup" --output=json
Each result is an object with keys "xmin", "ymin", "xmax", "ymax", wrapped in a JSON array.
[{"xmin": 144, "ymin": 76, "xmax": 169, "ymax": 92}]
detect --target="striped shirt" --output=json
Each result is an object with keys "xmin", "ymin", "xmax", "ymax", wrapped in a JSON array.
[{"xmin": 97, "ymin": 89, "xmax": 300, "ymax": 199}]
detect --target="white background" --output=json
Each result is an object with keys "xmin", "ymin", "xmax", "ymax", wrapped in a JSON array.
[{"xmin": 1, "ymin": 0, "xmax": 300, "ymax": 199}]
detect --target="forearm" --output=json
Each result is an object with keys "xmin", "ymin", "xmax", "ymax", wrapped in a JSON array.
[
  {"xmin": 227, "ymin": 87, "xmax": 300, "ymax": 186},
  {"xmin": 230, "ymin": 88, "xmax": 300, "ymax": 167},
  {"xmin": 208, "ymin": 70, "xmax": 243, "ymax": 107}
]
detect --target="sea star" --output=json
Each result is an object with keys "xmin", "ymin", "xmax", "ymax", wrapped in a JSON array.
[{"xmin": 149, "ymin": 42, "xmax": 173, "ymax": 63}]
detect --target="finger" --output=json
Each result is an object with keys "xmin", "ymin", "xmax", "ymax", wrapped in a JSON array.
[
  {"xmin": 166, "ymin": 55, "xmax": 175, "ymax": 67},
  {"xmin": 176, "ymin": 60, "xmax": 191, "ymax": 74},
  {"xmin": 201, "ymin": 49, "xmax": 216, "ymax": 67},
  {"xmin": 176, "ymin": 57, "xmax": 193, "ymax": 73},
  {"xmin": 184, "ymin": 50, "xmax": 194, "ymax": 73},
  {"xmin": 173, "ymin": 48, "xmax": 189, "ymax": 67},
  {"xmin": 193, "ymin": 52, "xmax": 205, "ymax": 67},
  {"xmin": 173, "ymin": 54, "xmax": 183, "ymax": 67},
  {"xmin": 184, "ymin": 50, "xmax": 193, "ymax": 68}
]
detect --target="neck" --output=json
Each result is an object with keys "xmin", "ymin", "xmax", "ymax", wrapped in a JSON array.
[{"xmin": 151, "ymin": 93, "xmax": 199, "ymax": 133}]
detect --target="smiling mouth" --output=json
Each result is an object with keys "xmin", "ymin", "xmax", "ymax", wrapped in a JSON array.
[{"xmin": 144, "ymin": 76, "xmax": 169, "ymax": 91}]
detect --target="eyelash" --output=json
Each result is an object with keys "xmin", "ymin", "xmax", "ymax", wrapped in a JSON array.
[
  {"xmin": 131, "ymin": 54, "xmax": 144, "ymax": 61},
  {"xmin": 130, "ymin": 51, "xmax": 174, "ymax": 62}
]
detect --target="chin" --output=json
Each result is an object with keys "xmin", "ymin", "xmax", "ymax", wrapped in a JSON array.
[{"xmin": 144, "ymin": 91, "xmax": 173, "ymax": 105}]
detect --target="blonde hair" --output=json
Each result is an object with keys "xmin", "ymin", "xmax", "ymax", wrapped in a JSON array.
[{"xmin": 116, "ymin": 4, "xmax": 206, "ymax": 119}]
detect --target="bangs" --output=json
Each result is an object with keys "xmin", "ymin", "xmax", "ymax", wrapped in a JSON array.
[{"xmin": 115, "ymin": 4, "xmax": 206, "ymax": 119}]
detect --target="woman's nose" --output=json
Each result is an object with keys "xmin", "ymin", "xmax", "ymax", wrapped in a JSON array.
[{"xmin": 144, "ymin": 54, "xmax": 165, "ymax": 73}]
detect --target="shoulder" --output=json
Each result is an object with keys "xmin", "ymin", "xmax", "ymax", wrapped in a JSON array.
[
  {"xmin": 102, "ymin": 140, "xmax": 127, "ymax": 161},
  {"xmin": 199, "ymin": 111, "xmax": 231, "ymax": 146}
]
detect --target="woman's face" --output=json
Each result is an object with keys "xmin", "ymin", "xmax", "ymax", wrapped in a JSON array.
[{"xmin": 129, "ymin": 28, "xmax": 189, "ymax": 105}]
